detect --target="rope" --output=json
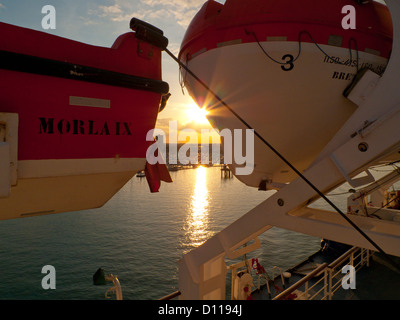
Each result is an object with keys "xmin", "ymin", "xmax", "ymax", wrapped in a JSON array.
[
  {"xmin": 369, "ymin": 194, "xmax": 400, "ymax": 218},
  {"xmin": 247, "ymin": 29, "xmax": 360, "ymax": 72}
]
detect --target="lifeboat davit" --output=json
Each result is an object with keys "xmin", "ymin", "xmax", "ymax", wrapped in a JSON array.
[
  {"xmin": 0, "ymin": 19, "xmax": 169, "ymax": 220},
  {"xmin": 179, "ymin": 0, "xmax": 393, "ymax": 189}
]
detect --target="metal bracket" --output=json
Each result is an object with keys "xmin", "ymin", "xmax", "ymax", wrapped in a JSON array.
[{"xmin": 330, "ymin": 153, "xmax": 375, "ymax": 188}]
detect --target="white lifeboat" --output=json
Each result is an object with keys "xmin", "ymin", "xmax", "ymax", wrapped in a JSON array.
[{"xmin": 179, "ymin": 0, "xmax": 393, "ymax": 188}]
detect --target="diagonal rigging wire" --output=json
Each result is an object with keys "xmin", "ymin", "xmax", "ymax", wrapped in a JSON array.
[{"xmin": 165, "ymin": 47, "xmax": 400, "ymax": 271}]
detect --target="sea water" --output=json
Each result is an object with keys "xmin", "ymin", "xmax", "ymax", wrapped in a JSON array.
[{"xmin": 0, "ymin": 166, "xmax": 341, "ymax": 300}]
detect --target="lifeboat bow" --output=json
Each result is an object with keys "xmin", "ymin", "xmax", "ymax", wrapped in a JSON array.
[{"xmin": 179, "ymin": 0, "xmax": 393, "ymax": 189}]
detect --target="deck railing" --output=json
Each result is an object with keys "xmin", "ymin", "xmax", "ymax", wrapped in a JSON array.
[
  {"xmin": 160, "ymin": 246, "xmax": 372, "ymax": 300},
  {"xmin": 273, "ymin": 247, "xmax": 372, "ymax": 300}
]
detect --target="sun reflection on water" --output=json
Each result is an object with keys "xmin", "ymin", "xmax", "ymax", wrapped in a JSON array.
[{"xmin": 183, "ymin": 166, "xmax": 212, "ymax": 251}]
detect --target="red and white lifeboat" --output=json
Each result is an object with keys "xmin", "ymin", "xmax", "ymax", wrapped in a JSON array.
[
  {"xmin": 0, "ymin": 19, "xmax": 170, "ymax": 220},
  {"xmin": 179, "ymin": 0, "xmax": 393, "ymax": 189}
]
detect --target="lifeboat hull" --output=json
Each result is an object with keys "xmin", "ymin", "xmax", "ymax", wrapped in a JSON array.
[
  {"xmin": 0, "ymin": 21, "xmax": 169, "ymax": 220},
  {"xmin": 179, "ymin": 0, "xmax": 392, "ymax": 188}
]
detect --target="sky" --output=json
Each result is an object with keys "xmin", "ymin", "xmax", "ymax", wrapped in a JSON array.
[{"xmin": 0, "ymin": 0, "xmax": 220, "ymax": 141}]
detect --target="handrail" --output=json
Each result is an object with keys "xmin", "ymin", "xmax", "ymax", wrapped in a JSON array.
[
  {"xmin": 159, "ymin": 290, "xmax": 181, "ymax": 300},
  {"xmin": 273, "ymin": 247, "xmax": 372, "ymax": 300},
  {"xmin": 273, "ymin": 263, "xmax": 328, "ymax": 300},
  {"xmin": 328, "ymin": 246, "xmax": 359, "ymax": 269},
  {"xmin": 272, "ymin": 266, "xmax": 285, "ymax": 288}
]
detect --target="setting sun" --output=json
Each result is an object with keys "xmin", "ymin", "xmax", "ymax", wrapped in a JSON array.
[{"xmin": 185, "ymin": 102, "xmax": 210, "ymax": 125}]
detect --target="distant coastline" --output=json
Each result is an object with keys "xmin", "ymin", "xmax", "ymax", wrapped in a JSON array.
[{"xmin": 165, "ymin": 143, "xmax": 225, "ymax": 169}]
